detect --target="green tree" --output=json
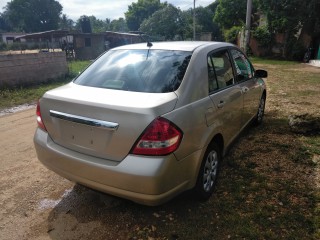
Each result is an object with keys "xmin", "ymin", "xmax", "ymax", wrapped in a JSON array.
[
  {"xmin": 258, "ymin": 0, "xmax": 306, "ymax": 33},
  {"xmin": 59, "ymin": 14, "xmax": 74, "ymax": 30},
  {"xmin": 181, "ymin": 6, "xmax": 222, "ymax": 40},
  {"xmin": 109, "ymin": 18, "xmax": 129, "ymax": 32},
  {"xmin": 258, "ymin": 0, "xmax": 320, "ymax": 59},
  {"xmin": 214, "ymin": 0, "xmax": 247, "ymax": 30},
  {"xmin": 75, "ymin": 15, "xmax": 107, "ymax": 33},
  {"xmin": 0, "ymin": 12, "xmax": 11, "ymax": 31},
  {"xmin": 3, "ymin": 0, "xmax": 62, "ymax": 32},
  {"xmin": 207, "ymin": 1, "xmax": 219, "ymax": 14},
  {"xmin": 195, "ymin": 6, "xmax": 222, "ymax": 40},
  {"xmin": 125, "ymin": 0, "xmax": 167, "ymax": 31},
  {"xmin": 139, "ymin": 4, "xmax": 187, "ymax": 40}
]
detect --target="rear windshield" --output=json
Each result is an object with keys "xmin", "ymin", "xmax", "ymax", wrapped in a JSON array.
[{"xmin": 74, "ymin": 49, "xmax": 192, "ymax": 93}]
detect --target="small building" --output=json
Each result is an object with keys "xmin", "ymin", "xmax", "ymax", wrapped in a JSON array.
[
  {"xmin": 72, "ymin": 31, "xmax": 143, "ymax": 60},
  {"xmin": 104, "ymin": 31, "xmax": 142, "ymax": 49},
  {"xmin": 8, "ymin": 30, "xmax": 144, "ymax": 60},
  {"xmin": 0, "ymin": 32, "xmax": 26, "ymax": 43},
  {"xmin": 15, "ymin": 30, "xmax": 69, "ymax": 49},
  {"xmin": 73, "ymin": 33, "xmax": 105, "ymax": 60}
]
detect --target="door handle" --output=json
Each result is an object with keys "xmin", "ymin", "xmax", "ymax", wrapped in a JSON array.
[{"xmin": 217, "ymin": 100, "xmax": 225, "ymax": 108}]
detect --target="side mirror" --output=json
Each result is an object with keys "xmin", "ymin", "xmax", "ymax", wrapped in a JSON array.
[{"xmin": 255, "ymin": 69, "xmax": 268, "ymax": 78}]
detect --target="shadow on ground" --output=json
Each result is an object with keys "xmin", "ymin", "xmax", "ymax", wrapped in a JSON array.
[{"xmin": 45, "ymin": 110, "xmax": 318, "ymax": 240}]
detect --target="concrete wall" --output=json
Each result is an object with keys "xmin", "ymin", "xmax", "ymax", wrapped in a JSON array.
[
  {"xmin": 74, "ymin": 35, "xmax": 105, "ymax": 60},
  {"xmin": 0, "ymin": 52, "xmax": 67, "ymax": 88}
]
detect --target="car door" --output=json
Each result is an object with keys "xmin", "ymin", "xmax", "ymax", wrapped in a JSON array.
[
  {"xmin": 207, "ymin": 49, "xmax": 243, "ymax": 146},
  {"xmin": 230, "ymin": 49, "xmax": 261, "ymax": 126}
]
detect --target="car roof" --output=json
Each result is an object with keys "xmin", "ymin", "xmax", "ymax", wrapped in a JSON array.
[{"xmin": 112, "ymin": 41, "xmax": 235, "ymax": 52}]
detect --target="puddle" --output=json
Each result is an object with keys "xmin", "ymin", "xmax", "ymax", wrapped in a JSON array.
[{"xmin": 0, "ymin": 103, "xmax": 36, "ymax": 117}]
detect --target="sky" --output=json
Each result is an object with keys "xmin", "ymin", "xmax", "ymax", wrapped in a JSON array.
[{"xmin": 0, "ymin": 0, "xmax": 215, "ymax": 21}]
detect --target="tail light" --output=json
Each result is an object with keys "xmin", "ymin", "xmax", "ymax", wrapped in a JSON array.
[
  {"xmin": 36, "ymin": 100, "xmax": 47, "ymax": 131},
  {"xmin": 131, "ymin": 117, "xmax": 183, "ymax": 156}
]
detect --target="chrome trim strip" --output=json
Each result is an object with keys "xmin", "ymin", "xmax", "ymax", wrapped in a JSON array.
[{"xmin": 50, "ymin": 110, "xmax": 119, "ymax": 131}]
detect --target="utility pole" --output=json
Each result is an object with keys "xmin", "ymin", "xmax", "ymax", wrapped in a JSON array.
[
  {"xmin": 193, "ymin": 0, "xmax": 196, "ymax": 41},
  {"xmin": 244, "ymin": 0, "xmax": 252, "ymax": 54}
]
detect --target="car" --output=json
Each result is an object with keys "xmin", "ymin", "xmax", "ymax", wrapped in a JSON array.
[{"xmin": 34, "ymin": 41, "xmax": 267, "ymax": 206}]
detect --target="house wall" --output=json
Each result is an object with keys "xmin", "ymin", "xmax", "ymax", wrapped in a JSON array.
[
  {"xmin": 249, "ymin": 38, "xmax": 268, "ymax": 57},
  {"xmin": 0, "ymin": 52, "xmax": 67, "ymax": 88},
  {"xmin": 74, "ymin": 35, "xmax": 105, "ymax": 60},
  {"xmin": 0, "ymin": 33, "xmax": 26, "ymax": 43}
]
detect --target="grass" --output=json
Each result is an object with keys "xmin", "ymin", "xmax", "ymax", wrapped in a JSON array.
[
  {"xmin": 249, "ymin": 57, "xmax": 298, "ymax": 65},
  {"xmin": 0, "ymin": 60, "xmax": 90, "ymax": 110}
]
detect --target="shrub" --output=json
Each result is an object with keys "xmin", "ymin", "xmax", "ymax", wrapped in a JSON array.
[
  {"xmin": 224, "ymin": 26, "xmax": 242, "ymax": 44},
  {"xmin": 0, "ymin": 42, "xmax": 7, "ymax": 51},
  {"xmin": 252, "ymin": 26, "xmax": 272, "ymax": 47},
  {"xmin": 287, "ymin": 39, "xmax": 306, "ymax": 61}
]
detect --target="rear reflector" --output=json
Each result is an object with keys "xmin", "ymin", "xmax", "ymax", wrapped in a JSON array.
[
  {"xmin": 36, "ymin": 100, "xmax": 47, "ymax": 131},
  {"xmin": 131, "ymin": 117, "xmax": 183, "ymax": 156}
]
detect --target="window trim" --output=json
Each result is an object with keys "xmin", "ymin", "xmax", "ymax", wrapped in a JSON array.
[
  {"xmin": 228, "ymin": 47, "xmax": 255, "ymax": 83},
  {"xmin": 207, "ymin": 47, "xmax": 236, "ymax": 95}
]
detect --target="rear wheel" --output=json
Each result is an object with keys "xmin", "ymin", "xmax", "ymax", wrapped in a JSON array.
[
  {"xmin": 194, "ymin": 142, "xmax": 221, "ymax": 200},
  {"xmin": 254, "ymin": 94, "xmax": 266, "ymax": 125}
]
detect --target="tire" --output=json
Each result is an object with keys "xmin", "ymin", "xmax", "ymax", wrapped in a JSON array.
[
  {"xmin": 254, "ymin": 94, "xmax": 266, "ymax": 125},
  {"xmin": 194, "ymin": 142, "xmax": 221, "ymax": 201}
]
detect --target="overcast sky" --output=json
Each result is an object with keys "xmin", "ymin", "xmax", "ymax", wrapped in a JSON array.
[{"xmin": 0, "ymin": 0, "xmax": 214, "ymax": 21}]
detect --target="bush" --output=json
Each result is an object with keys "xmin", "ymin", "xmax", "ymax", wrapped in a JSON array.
[
  {"xmin": 288, "ymin": 40, "xmax": 306, "ymax": 61},
  {"xmin": 224, "ymin": 26, "xmax": 242, "ymax": 44},
  {"xmin": 0, "ymin": 42, "xmax": 7, "ymax": 51},
  {"xmin": 252, "ymin": 26, "xmax": 272, "ymax": 47},
  {"xmin": 7, "ymin": 42, "xmax": 21, "ymax": 51}
]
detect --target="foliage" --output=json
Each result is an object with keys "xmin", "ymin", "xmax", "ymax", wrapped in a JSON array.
[
  {"xmin": 74, "ymin": 15, "xmax": 129, "ymax": 33},
  {"xmin": 207, "ymin": 1, "xmax": 219, "ymax": 14},
  {"xmin": 125, "ymin": 0, "xmax": 167, "ymax": 31},
  {"xmin": 258, "ymin": 0, "xmax": 306, "ymax": 33},
  {"xmin": 286, "ymin": 39, "xmax": 306, "ymax": 61},
  {"xmin": 107, "ymin": 18, "xmax": 129, "ymax": 32},
  {"xmin": 139, "ymin": 4, "xmax": 187, "ymax": 40},
  {"xmin": 0, "ymin": 12, "xmax": 11, "ymax": 31},
  {"xmin": 0, "ymin": 42, "xmax": 6, "ymax": 51},
  {"xmin": 59, "ymin": 14, "xmax": 74, "ymax": 30},
  {"xmin": 179, "ymin": 9, "xmax": 203, "ymax": 40},
  {"xmin": 3, "ymin": 0, "xmax": 62, "ymax": 32},
  {"xmin": 195, "ymin": 6, "xmax": 222, "ymax": 40},
  {"xmin": 252, "ymin": 26, "xmax": 272, "ymax": 47},
  {"xmin": 224, "ymin": 26, "xmax": 242, "ymax": 44},
  {"xmin": 214, "ymin": 0, "xmax": 247, "ymax": 30},
  {"xmin": 258, "ymin": 0, "xmax": 320, "ymax": 59}
]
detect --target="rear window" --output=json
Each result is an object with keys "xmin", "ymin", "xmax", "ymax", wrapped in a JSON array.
[{"xmin": 74, "ymin": 49, "xmax": 192, "ymax": 93}]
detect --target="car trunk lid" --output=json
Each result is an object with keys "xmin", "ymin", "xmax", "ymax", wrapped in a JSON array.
[{"xmin": 40, "ymin": 83, "xmax": 178, "ymax": 161}]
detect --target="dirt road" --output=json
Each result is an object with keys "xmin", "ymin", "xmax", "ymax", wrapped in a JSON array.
[
  {"xmin": 0, "ymin": 108, "xmax": 71, "ymax": 239},
  {"xmin": 1, "ymin": 109, "xmax": 145, "ymax": 240}
]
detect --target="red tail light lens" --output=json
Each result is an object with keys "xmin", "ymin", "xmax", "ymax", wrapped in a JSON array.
[
  {"xmin": 131, "ymin": 117, "xmax": 183, "ymax": 156},
  {"xmin": 36, "ymin": 100, "xmax": 47, "ymax": 131}
]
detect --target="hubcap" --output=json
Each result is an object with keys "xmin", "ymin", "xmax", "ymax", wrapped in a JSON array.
[{"xmin": 203, "ymin": 150, "xmax": 219, "ymax": 192}]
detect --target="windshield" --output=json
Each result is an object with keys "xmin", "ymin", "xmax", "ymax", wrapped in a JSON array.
[{"xmin": 74, "ymin": 49, "xmax": 192, "ymax": 93}]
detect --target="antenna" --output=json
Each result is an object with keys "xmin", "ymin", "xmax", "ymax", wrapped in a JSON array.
[{"xmin": 139, "ymin": 34, "xmax": 153, "ymax": 48}]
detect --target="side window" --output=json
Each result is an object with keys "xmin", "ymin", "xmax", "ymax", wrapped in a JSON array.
[
  {"xmin": 207, "ymin": 50, "xmax": 235, "ymax": 93},
  {"xmin": 230, "ymin": 49, "xmax": 253, "ymax": 81}
]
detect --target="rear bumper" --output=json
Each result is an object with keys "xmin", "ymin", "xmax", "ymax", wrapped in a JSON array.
[{"xmin": 34, "ymin": 128, "xmax": 201, "ymax": 206}]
